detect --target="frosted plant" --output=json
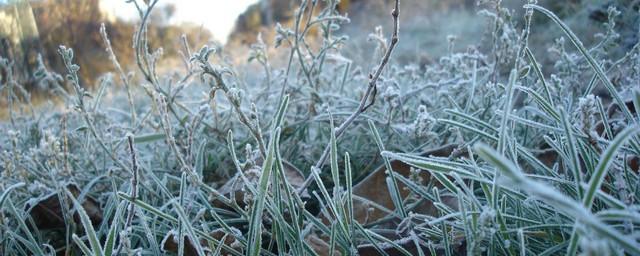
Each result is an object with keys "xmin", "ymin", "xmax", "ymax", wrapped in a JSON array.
[
  {"xmin": 1, "ymin": 1, "xmax": 639, "ymax": 255},
  {"xmin": 381, "ymin": 79, "xmax": 401, "ymax": 109},
  {"xmin": 576, "ymin": 94, "xmax": 598, "ymax": 136},
  {"xmin": 413, "ymin": 105, "xmax": 436, "ymax": 138},
  {"xmin": 579, "ymin": 234, "xmax": 611, "ymax": 256},
  {"xmin": 592, "ymin": 6, "xmax": 622, "ymax": 58}
]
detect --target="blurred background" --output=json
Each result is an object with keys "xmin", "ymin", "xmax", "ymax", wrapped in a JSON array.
[{"xmin": 1, "ymin": 0, "xmax": 638, "ymax": 96}]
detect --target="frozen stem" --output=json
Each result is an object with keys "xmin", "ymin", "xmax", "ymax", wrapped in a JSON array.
[{"xmin": 298, "ymin": 0, "xmax": 401, "ymax": 195}]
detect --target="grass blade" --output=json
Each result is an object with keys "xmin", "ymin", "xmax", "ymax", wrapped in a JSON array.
[
  {"xmin": 0, "ymin": 182, "xmax": 25, "ymax": 208},
  {"xmin": 65, "ymin": 188, "xmax": 104, "ymax": 256},
  {"xmin": 525, "ymin": 4, "xmax": 635, "ymax": 122},
  {"xmin": 559, "ymin": 108, "xmax": 583, "ymax": 198},
  {"xmin": 582, "ymin": 125, "xmax": 639, "ymax": 208},
  {"xmin": 475, "ymin": 143, "xmax": 640, "ymax": 255},
  {"xmin": 247, "ymin": 127, "xmax": 281, "ymax": 256}
]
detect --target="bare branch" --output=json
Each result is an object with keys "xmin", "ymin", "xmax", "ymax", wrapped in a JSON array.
[
  {"xmin": 298, "ymin": 0, "xmax": 401, "ymax": 195},
  {"xmin": 115, "ymin": 135, "xmax": 139, "ymax": 255},
  {"xmin": 100, "ymin": 23, "xmax": 136, "ymax": 125}
]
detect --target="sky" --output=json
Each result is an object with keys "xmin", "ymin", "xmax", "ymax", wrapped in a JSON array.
[{"xmin": 99, "ymin": 0, "xmax": 259, "ymax": 43}]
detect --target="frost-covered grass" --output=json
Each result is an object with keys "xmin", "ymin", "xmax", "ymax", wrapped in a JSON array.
[{"xmin": 1, "ymin": 0, "xmax": 640, "ymax": 255}]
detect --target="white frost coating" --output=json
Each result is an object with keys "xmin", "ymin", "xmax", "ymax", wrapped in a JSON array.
[
  {"xmin": 413, "ymin": 105, "xmax": 436, "ymax": 138},
  {"xmin": 159, "ymin": 229, "xmax": 179, "ymax": 253}
]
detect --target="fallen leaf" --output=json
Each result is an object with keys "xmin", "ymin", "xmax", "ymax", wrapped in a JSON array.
[
  {"xmin": 628, "ymin": 155, "xmax": 639, "ymax": 173},
  {"xmin": 357, "ymin": 235, "xmax": 466, "ymax": 255},
  {"xmin": 213, "ymin": 158, "xmax": 306, "ymax": 209},
  {"xmin": 342, "ymin": 144, "xmax": 461, "ymax": 227},
  {"xmin": 310, "ymin": 144, "xmax": 463, "ymax": 254},
  {"xmin": 162, "ymin": 228, "xmax": 240, "ymax": 256},
  {"xmin": 26, "ymin": 183, "xmax": 102, "ymax": 230},
  {"xmin": 305, "ymin": 233, "xmax": 341, "ymax": 256}
]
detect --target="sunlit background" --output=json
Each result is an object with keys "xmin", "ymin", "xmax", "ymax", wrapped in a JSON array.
[{"xmin": 100, "ymin": 0, "xmax": 258, "ymax": 43}]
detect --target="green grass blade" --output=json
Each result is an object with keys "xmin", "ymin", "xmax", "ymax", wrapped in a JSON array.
[
  {"xmin": 0, "ymin": 182, "xmax": 25, "ymax": 208},
  {"xmin": 6, "ymin": 200, "xmax": 46, "ymax": 256},
  {"xmin": 525, "ymin": 4, "xmax": 635, "ymax": 122},
  {"xmin": 73, "ymin": 234, "xmax": 94, "ymax": 255},
  {"xmin": 475, "ymin": 143, "xmax": 640, "ymax": 255},
  {"xmin": 272, "ymin": 94, "xmax": 290, "ymax": 130},
  {"xmin": 582, "ymin": 125, "xmax": 639, "ymax": 208},
  {"xmin": 559, "ymin": 108, "xmax": 583, "ymax": 198},
  {"xmin": 524, "ymin": 47, "xmax": 553, "ymax": 104},
  {"xmin": 634, "ymin": 89, "xmax": 640, "ymax": 121},
  {"xmin": 103, "ymin": 201, "xmax": 125, "ymax": 256},
  {"xmin": 247, "ymin": 127, "xmax": 281, "ymax": 256},
  {"xmin": 330, "ymin": 114, "xmax": 341, "ymax": 198},
  {"xmin": 65, "ymin": 189, "xmax": 104, "ymax": 256},
  {"xmin": 368, "ymin": 120, "xmax": 407, "ymax": 218}
]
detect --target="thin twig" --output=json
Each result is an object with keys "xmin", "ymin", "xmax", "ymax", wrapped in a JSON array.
[
  {"xmin": 279, "ymin": 0, "xmax": 310, "ymax": 104},
  {"xmin": 115, "ymin": 135, "xmax": 139, "ymax": 255},
  {"xmin": 100, "ymin": 23, "xmax": 136, "ymax": 125},
  {"xmin": 198, "ymin": 61, "xmax": 268, "ymax": 157},
  {"xmin": 298, "ymin": 0, "xmax": 401, "ymax": 195},
  {"xmin": 125, "ymin": 135, "xmax": 139, "ymax": 229},
  {"xmin": 133, "ymin": 0, "xmax": 159, "ymax": 85}
]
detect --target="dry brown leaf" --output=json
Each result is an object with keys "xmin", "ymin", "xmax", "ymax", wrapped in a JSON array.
[
  {"xmin": 305, "ymin": 233, "xmax": 342, "ymax": 256},
  {"xmin": 26, "ymin": 183, "xmax": 102, "ymax": 230},
  {"xmin": 162, "ymin": 228, "xmax": 240, "ymax": 256},
  {"xmin": 309, "ymin": 144, "xmax": 463, "ymax": 254},
  {"xmin": 213, "ymin": 158, "xmax": 306, "ymax": 209},
  {"xmin": 628, "ymin": 155, "xmax": 639, "ymax": 173},
  {"xmin": 335, "ymin": 144, "xmax": 461, "ymax": 227},
  {"xmin": 357, "ymin": 235, "xmax": 466, "ymax": 255}
]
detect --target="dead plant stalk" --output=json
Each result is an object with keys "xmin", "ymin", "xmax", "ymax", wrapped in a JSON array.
[{"xmin": 298, "ymin": 0, "xmax": 401, "ymax": 195}]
